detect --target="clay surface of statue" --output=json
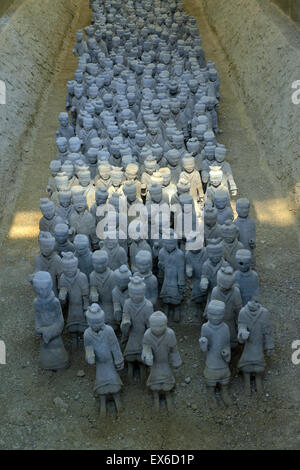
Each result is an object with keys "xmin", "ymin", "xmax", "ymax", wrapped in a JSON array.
[
  {"xmin": 54, "ymin": 224, "xmax": 75, "ymax": 256},
  {"xmin": 142, "ymin": 311, "xmax": 182, "ymax": 411},
  {"xmin": 100, "ymin": 233, "xmax": 128, "ymax": 271},
  {"xmin": 204, "ymin": 202, "xmax": 222, "ymax": 245},
  {"xmin": 158, "ymin": 230, "xmax": 185, "ymax": 322},
  {"xmin": 74, "ymin": 234, "xmax": 93, "ymax": 279},
  {"xmin": 199, "ymin": 300, "xmax": 232, "ymax": 408},
  {"xmin": 39, "ymin": 199, "xmax": 64, "ymax": 235},
  {"xmin": 221, "ymin": 220, "xmax": 244, "ymax": 270},
  {"xmin": 121, "ymin": 273, "xmax": 153, "ymax": 383},
  {"xmin": 200, "ymin": 239, "xmax": 228, "ymax": 315},
  {"xmin": 84, "ymin": 303, "xmax": 124, "ymax": 417},
  {"xmin": 31, "ymin": 232, "xmax": 63, "ymax": 296},
  {"xmin": 112, "ymin": 265, "xmax": 132, "ymax": 327},
  {"xmin": 211, "ymin": 266, "xmax": 243, "ymax": 349},
  {"xmin": 58, "ymin": 252, "xmax": 89, "ymax": 349},
  {"xmin": 213, "ymin": 189, "xmax": 234, "ymax": 225},
  {"xmin": 90, "ymin": 250, "xmax": 116, "ymax": 329},
  {"xmin": 234, "ymin": 198, "xmax": 256, "ymax": 266},
  {"xmin": 33, "ymin": 271, "xmax": 69, "ymax": 370},
  {"xmin": 237, "ymin": 298, "xmax": 274, "ymax": 396},
  {"xmin": 235, "ymin": 249, "xmax": 259, "ymax": 306},
  {"xmin": 185, "ymin": 232, "xmax": 207, "ymax": 317},
  {"xmin": 135, "ymin": 250, "xmax": 158, "ymax": 307}
]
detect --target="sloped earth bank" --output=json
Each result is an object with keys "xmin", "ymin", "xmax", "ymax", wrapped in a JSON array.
[{"xmin": 0, "ymin": 0, "xmax": 300, "ymax": 451}]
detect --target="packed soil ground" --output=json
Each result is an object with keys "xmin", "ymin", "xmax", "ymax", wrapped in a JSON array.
[{"xmin": 1, "ymin": 0, "xmax": 300, "ymax": 450}]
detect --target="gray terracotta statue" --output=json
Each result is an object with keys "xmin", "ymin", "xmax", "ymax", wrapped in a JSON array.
[
  {"xmin": 158, "ymin": 230, "xmax": 185, "ymax": 323},
  {"xmin": 221, "ymin": 220, "xmax": 244, "ymax": 270},
  {"xmin": 77, "ymin": 170, "xmax": 96, "ymax": 210},
  {"xmin": 135, "ymin": 250, "xmax": 158, "ymax": 307},
  {"xmin": 237, "ymin": 297, "xmax": 274, "ymax": 396},
  {"xmin": 47, "ymin": 161, "xmax": 61, "ymax": 197},
  {"xmin": 100, "ymin": 233, "xmax": 128, "ymax": 271},
  {"xmin": 112, "ymin": 265, "xmax": 132, "ymax": 327},
  {"xmin": 129, "ymin": 235, "xmax": 152, "ymax": 273},
  {"xmin": 39, "ymin": 199, "xmax": 63, "ymax": 235},
  {"xmin": 211, "ymin": 265, "xmax": 243, "ymax": 349},
  {"xmin": 235, "ymin": 249, "xmax": 259, "ymax": 306},
  {"xmin": 84, "ymin": 303, "xmax": 124, "ymax": 417},
  {"xmin": 74, "ymin": 233, "xmax": 93, "ymax": 279},
  {"xmin": 206, "ymin": 167, "xmax": 230, "ymax": 206},
  {"xmin": 54, "ymin": 223, "xmax": 75, "ymax": 256},
  {"xmin": 213, "ymin": 189, "xmax": 234, "ymax": 225},
  {"xmin": 55, "ymin": 190, "xmax": 75, "ymax": 223},
  {"xmin": 33, "ymin": 271, "xmax": 69, "ymax": 371},
  {"xmin": 234, "ymin": 198, "xmax": 256, "ymax": 266},
  {"xmin": 121, "ymin": 273, "xmax": 153, "ymax": 383},
  {"xmin": 180, "ymin": 154, "xmax": 204, "ymax": 204},
  {"xmin": 142, "ymin": 311, "xmax": 182, "ymax": 411},
  {"xmin": 56, "ymin": 112, "xmax": 75, "ymax": 141},
  {"xmin": 30, "ymin": 231, "xmax": 63, "ymax": 296},
  {"xmin": 90, "ymin": 250, "xmax": 116, "ymax": 329},
  {"xmin": 200, "ymin": 239, "xmax": 228, "ymax": 316},
  {"xmin": 58, "ymin": 252, "xmax": 89, "ymax": 350},
  {"xmin": 185, "ymin": 232, "xmax": 207, "ymax": 317},
  {"xmin": 69, "ymin": 195, "xmax": 97, "ymax": 248},
  {"xmin": 199, "ymin": 300, "xmax": 232, "ymax": 408},
  {"xmin": 214, "ymin": 147, "xmax": 237, "ymax": 197},
  {"xmin": 95, "ymin": 162, "xmax": 112, "ymax": 189},
  {"xmin": 204, "ymin": 202, "xmax": 222, "ymax": 245}
]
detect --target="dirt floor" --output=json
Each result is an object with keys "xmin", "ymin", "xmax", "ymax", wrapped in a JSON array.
[{"xmin": 1, "ymin": 0, "xmax": 300, "ymax": 450}]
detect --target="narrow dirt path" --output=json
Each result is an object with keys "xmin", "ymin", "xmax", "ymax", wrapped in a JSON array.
[{"xmin": 0, "ymin": 0, "xmax": 300, "ymax": 450}]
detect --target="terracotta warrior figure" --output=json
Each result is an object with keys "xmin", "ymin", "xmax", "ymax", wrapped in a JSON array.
[
  {"xmin": 58, "ymin": 252, "xmax": 89, "ymax": 350},
  {"xmin": 213, "ymin": 189, "xmax": 234, "ymax": 225},
  {"xmin": 214, "ymin": 147, "xmax": 237, "ymax": 197},
  {"xmin": 206, "ymin": 167, "xmax": 230, "ymax": 206},
  {"xmin": 69, "ymin": 195, "xmax": 97, "ymax": 249},
  {"xmin": 135, "ymin": 250, "xmax": 158, "ymax": 307},
  {"xmin": 199, "ymin": 300, "xmax": 232, "ymax": 408},
  {"xmin": 56, "ymin": 190, "xmax": 75, "ymax": 224},
  {"xmin": 121, "ymin": 273, "xmax": 153, "ymax": 383},
  {"xmin": 185, "ymin": 232, "xmax": 207, "ymax": 317},
  {"xmin": 238, "ymin": 297, "xmax": 274, "ymax": 396},
  {"xmin": 221, "ymin": 220, "xmax": 244, "ymax": 270},
  {"xmin": 142, "ymin": 311, "xmax": 182, "ymax": 411},
  {"xmin": 211, "ymin": 266, "xmax": 243, "ymax": 349},
  {"xmin": 39, "ymin": 199, "xmax": 64, "ymax": 235},
  {"xmin": 47, "ymin": 161, "xmax": 61, "ymax": 197},
  {"xmin": 74, "ymin": 234, "xmax": 93, "ymax": 279},
  {"xmin": 56, "ymin": 112, "xmax": 75, "ymax": 141},
  {"xmin": 30, "ymin": 231, "xmax": 63, "ymax": 296},
  {"xmin": 33, "ymin": 271, "xmax": 69, "ymax": 371},
  {"xmin": 54, "ymin": 223, "xmax": 75, "ymax": 256},
  {"xmin": 158, "ymin": 230, "xmax": 185, "ymax": 323},
  {"xmin": 234, "ymin": 198, "xmax": 256, "ymax": 266},
  {"xmin": 204, "ymin": 202, "xmax": 222, "ymax": 245},
  {"xmin": 95, "ymin": 162, "xmax": 112, "ymax": 189},
  {"xmin": 180, "ymin": 154, "xmax": 204, "ymax": 204},
  {"xmin": 235, "ymin": 249, "xmax": 259, "ymax": 306},
  {"xmin": 100, "ymin": 233, "xmax": 128, "ymax": 271},
  {"xmin": 77, "ymin": 170, "xmax": 96, "ymax": 210},
  {"xmin": 84, "ymin": 303, "xmax": 124, "ymax": 417},
  {"xmin": 112, "ymin": 265, "xmax": 132, "ymax": 328},
  {"xmin": 200, "ymin": 238, "xmax": 228, "ymax": 316},
  {"xmin": 90, "ymin": 250, "xmax": 116, "ymax": 329}
]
